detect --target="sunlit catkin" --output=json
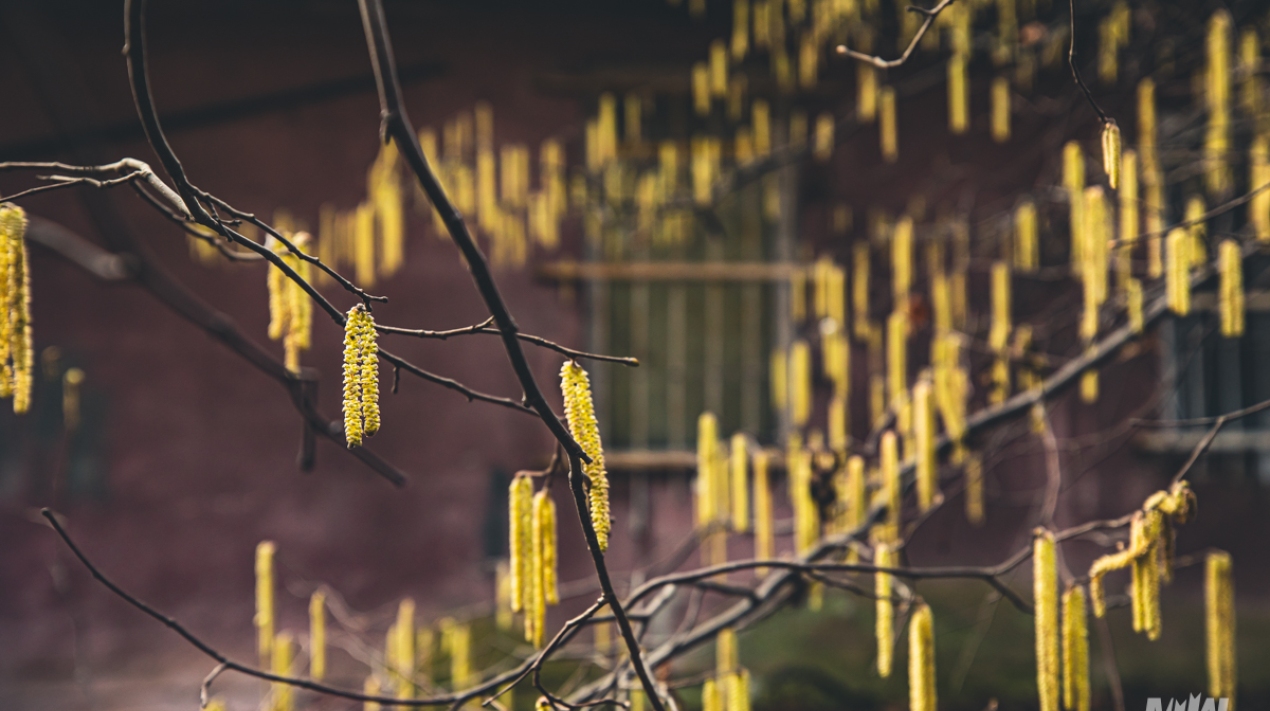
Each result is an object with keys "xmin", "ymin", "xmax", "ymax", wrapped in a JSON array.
[
  {"xmin": 1101, "ymin": 121, "xmax": 1122, "ymax": 189},
  {"xmin": 271, "ymin": 632, "xmax": 294, "ymax": 711},
  {"xmin": 1062, "ymin": 585, "xmax": 1090, "ymax": 711},
  {"xmin": 1127, "ymin": 278, "xmax": 1144, "ymax": 334},
  {"xmin": 1252, "ymin": 136, "xmax": 1270, "ymax": 241},
  {"xmin": 730, "ymin": 433, "xmax": 750, "ymax": 532},
  {"xmin": 880, "ymin": 431, "xmax": 900, "ymax": 542},
  {"xmin": 909, "ymin": 602, "xmax": 936, "ymax": 711},
  {"xmin": 1015, "ymin": 199, "xmax": 1038, "ymax": 271},
  {"xmin": 887, "ymin": 310, "xmax": 908, "ymax": 405},
  {"xmin": 1166, "ymin": 228, "xmax": 1191, "ymax": 316},
  {"xmin": 509, "ymin": 475, "xmax": 533, "ymax": 614},
  {"xmin": 530, "ymin": 489, "xmax": 556, "ymax": 647},
  {"xmin": 1205, "ymin": 551, "xmax": 1236, "ymax": 704},
  {"xmin": 893, "ymin": 217, "xmax": 913, "ymax": 300},
  {"xmin": 717, "ymin": 627, "xmax": 738, "ymax": 675},
  {"xmin": 342, "ymin": 305, "xmax": 379, "ymax": 447},
  {"xmin": 753, "ymin": 451, "xmax": 773, "ymax": 572},
  {"xmin": 255, "ymin": 541, "xmax": 276, "ymax": 667},
  {"xmin": 989, "ymin": 262, "xmax": 1011, "ymax": 352},
  {"xmin": 702, "ymin": 677, "xmax": 723, "ymax": 711},
  {"xmin": 0, "ymin": 204, "xmax": 32, "ymax": 413},
  {"xmin": 697, "ymin": 411, "xmax": 720, "ymax": 527},
  {"xmin": 1205, "ymin": 11, "xmax": 1233, "ymax": 196},
  {"xmin": 1063, "ymin": 141, "xmax": 1086, "ymax": 267},
  {"xmin": 991, "ymin": 76, "xmax": 1011, "ymax": 143},
  {"xmin": 913, "ymin": 378, "xmax": 937, "ymax": 512},
  {"xmin": 948, "ymin": 54, "xmax": 968, "ymax": 134},
  {"xmin": 561, "ymin": 361, "xmax": 611, "ymax": 551},
  {"xmin": 1034, "ymin": 529, "xmax": 1059, "ymax": 711},
  {"xmin": 879, "ymin": 87, "xmax": 898, "ymax": 163},
  {"xmin": 310, "ymin": 590, "xmax": 326, "ymax": 680},
  {"xmin": 875, "ymin": 543, "xmax": 895, "ymax": 678},
  {"xmin": 1219, "ymin": 239, "xmax": 1244, "ymax": 337},
  {"xmin": 790, "ymin": 339, "xmax": 811, "ymax": 426}
]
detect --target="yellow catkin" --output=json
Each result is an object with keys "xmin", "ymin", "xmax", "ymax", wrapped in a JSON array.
[
  {"xmin": 702, "ymin": 677, "xmax": 723, "ymax": 711},
  {"xmin": 630, "ymin": 689, "xmax": 646, "ymax": 711},
  {"xmin": 845, "ymin": 454, "xmax": 866, "ymax": 533},
  {"xmin": 256, "ymin": 541, "xmax": 276, "ymax": 667},
  {"xmin": 730, "ymin": 433, "xmax": 750, "ymax": 532},
  {"xmin": 731, "ymin": 0, "xmax": 749, "ymax": 59},
  {"xmin": 913, "ymin": 378, "xmax": 937, "ymax": 512},
  {"xmin": 752, "ymin": 100, "xmax": 771, "ymax": 157},
  {"xmin": 813, "ymin": 112, "xmax": 834, "ymax": 162},
  {"xmin": 789, "ymin": 339, "xmax": 812, "ymax": 426},
  {"xmin": 342, "ymin": 306, "xmax": 379, "ymax": 447},
  {"xmin": 1205, "ymin": 551, "xmax": 1236, "ymax": 705},
  {"xmin": 1166, "ymin": 228, "xmax": 1191, "ymax": 316},
  {"xmin": 909, "ymin": 602, "xmax": 936, "ymax": 711},
  {"xmin": 989, "ymin": 262, "xmax": 1011, "ymax": 352},
  {"xmin": 880, "ymin": 431, "xmax": 900, "ymax": 542},
  {"xmin": 893, "ymin": 216, "xmax": 914, "ymax": 300},
  {"xmin": 1034, "ymin": 529, "xmax": 1060, "ymax": 711},
  {"xmin": 964, "ymin": 453, "xmax": 985, "ymax": 526},
  {"xmin": 509, "ymin": 475, "xmax": 533, "ymax": 614},
  {"xmin": 205, "ymin": 697, "xmax": 227, "ymax": 711},
  {"xmin": 1219, "ymin": 239, "xmax": 1244, "ymax": 337},
  {"xmin": 753, "ymin": 451, "xmax": 773, "ymax": 571},
  {"xmin": 62, "ymin": 368, "xmax": 83, "ymax": 431},
  {"xmin": 1062, "ymin": 585, "xmax": 1090, "ymax": 711},
  {"xmin": 495, "ymin": 560, "xmax": 513, "ymax": 631},
  {"xmin": 272, "ymin": 632, "xmax": 294, "ymax": 711},
  {"xmin": 531, "ymin": 490, "xmax": 556, "ymax": 647},
  {"xmin": 310, "ymin": 590, "xmax": 326, "ymax": 680},
  {"xmin": 875, "ymin": 543, "xmax": 895, "ymax": 678},
  {"xmin": 0, "ymin": 205, "xmax": 32, "ymax": 412},
  {"xmin": 879, "ymin": 87, "xmax": 898, "ymax": 162},
  {"xmin": 693, "ymin": 63, "xmax": 711, "ymax": 116},
  {"xmin": 769, "ymin": 348, "xmax": 787, "ymax": 414},
  {"xmin": 948, "ymin": 54, "xmax": 968, "ymax": 134},
  {"xmin": 1252, "ymin": 136, "xmax": 1270, "ymax": 241},
  {"xmin": 1127, "ymin": 278, "xmax": 1144, "ymax": 334},
  {"xmin": 395, "ymin": 599, "xmax": 416, "ymax": 700},
  {"xmin": 1205, "ymin": 11, "xmax": 1233, "ymax": 196},
  {"xmin": 726, "ymin": 669, "xmax": 751, "ymax": 711},
  {"xmin": 858, "ymin": 64, "xmax": 878, "ymax": 122},
  {"xmin": 1064, "ymin": 141, "xmax": 1086, "ymax": 268},
  {"xmin": 710, "ymin": 40, "xmax": 728, "ymax": 97},
  {"xmin": 1119, "ymin": 150, "xmax": 1140, "ymax": 282},
  {"xmin": 696, "ymin": 412, "xmax": 720, "ymax": 528},
  {"xmin": 717, "ymin": 627, "xmax": 738, "ymax": 675},
  {"xmin": 1015, "ymin": 200, "xmax": 1038, "ymax": 271},
  {"xmin": 1101, "ymin": 121, "xmax": 1122, "ymax": 189},
  {"xmin": 992, "ymin": 76, "xmax": 1011, "ymax": 143},
  {"xmin": 887, "ymin": 310, "xmax": 908, "ymax": 406},
  {"xmin": 561, "ymin": 361, "xmax": 611, "ymax": 550}
]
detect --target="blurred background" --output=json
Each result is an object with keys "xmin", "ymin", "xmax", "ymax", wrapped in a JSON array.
[{"xmin": 0, "ymin": 0, "xmax": 1268, "ymax": 709}]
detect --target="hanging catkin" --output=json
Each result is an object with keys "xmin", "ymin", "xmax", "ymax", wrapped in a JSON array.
[
  {"xmin": 1205, "ymin": 551, "xmax": 1236, "ymax": 704},
  {"xmin": 964, "ymin": 452, "xmax": 985, "ymax": 525},
  {"xmin": 1015, "ymin": 200, "xmax": 1038, "ymax": 271},
  {"xmin": 879, "ymin": 87, "xmax": 898, "ymax": 162},
  {"xmin": 697, "ymin": 411, "xmax": 720, "ymax": 528},
  {"xmin": 1219, "ymin": 239, "xmax": 1244, "ymax": 337},
  {"xmin": 393, "ymin": 599, "xmax": 416, "ymax": 700},
  {"xmin": 1063, "ymin": 142, "xmax": 1086, "ymax": 268},
  {"xmin": 989, "ymin": 262, "xmax": 1011, "ymax": 352},
  {"xmin": 272, "ymin": 632, "xmax": 295, "ymax": 711},
  {"xmin": 1062, "ymin": 585, "xmax": 1090, "ymax": 711},
  {"xmin": 875, "ymin": 543, "xmax": 895, "ymax": 678},
  {"xmin": 342, "ymin": 305, "xmax": 380, "ymax": 446},
  {"xmin": 948, "ymin": 54, "xmax": 968, "ymax": 134},
  {"xmin": 717, "ymin": 627, "xmax": 738, "ymax": 675},
  {"xmin": 310, "ymin": 590, "xmax": 326, "ymax": 680},
  {"xmin": 887, "ymin": 309, "xmax": 908, "ymax": 405},
  {"xmin": 530, "ymin": 489, "xmax": 556, "ymax": 647},
  {"xmin": 880, "ymin": 431, "xmax": 900, "ymax": 542},
  {"xmin": 908, "ymin": 602, "xmax": 936, "ymax": 711},
  {"xmin": 0, "ymin": 204, "xmax": 32, "ymax": 413},
  {"xmin": 1166, "ymin": 228, "xmax": 1191, "ymax": 316},
  {"xmin": 991, "ymin": 76, "xmax": 1011, "ymax": 143},
  {"xmin": 256, "ymin": 541, "xmax": 276, "ymax": 668},
  {"xmin": 913, "ymin": 377, "xmax": 937, "ymax": 512},
  {"xmin": 753, "ymin": 450, "xmax": 773, "ymax": 572},
  {"xmin": 790, "ymin": 339, "xmax": 812, "ymax": 426},
  {"xmin": 509, "ymin": 476, "xmax": 533, "ymax": 614},
  {"xmin": 1034, "ymin": 529, "xmax": 1059, "ymax": 711},
  {"xmin": 730, "ymin": 433, "xmax": 750, "ymax": 532},
  {"xmin": 561, "ymin": 361, "xmax": 612, "ymax": 550},
  {"xmin": 1101, "ymin": 121, "xmax": 1122, "ymax": 189}
]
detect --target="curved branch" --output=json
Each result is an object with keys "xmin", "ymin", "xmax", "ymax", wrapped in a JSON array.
[{"xmin": 834, "ymin": 0, "xmax": 957, "ymax": 69}]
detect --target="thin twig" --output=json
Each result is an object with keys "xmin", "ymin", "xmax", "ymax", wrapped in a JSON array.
[
  {"xmin": 379, "ymin": 319, "xmax": 640, "ymax": 367},
  {"xmin": 835, "ymin": 0, "xmax": 957, "ymax": 69}
]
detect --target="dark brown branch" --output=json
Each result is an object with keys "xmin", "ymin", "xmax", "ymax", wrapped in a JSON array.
[
  {"xmin": 355, "ymin": 0, "xmax": 586, "ymax": 463},
  {"xmin": 379, "ymin": 320, "xmax": 640, "ymax": 367},
  {"xmin": 25, "ymin": 216, "xmax": 135, "ymax": 281},
  {"xmin": 834, "ymin": 0, "xmax": 956, "ymax": 69}
]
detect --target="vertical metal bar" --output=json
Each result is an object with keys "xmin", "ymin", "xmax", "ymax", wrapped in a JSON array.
[
  {"xmin": 740, "ymin": 182, "xmax": 763, "ymax": 433},
  {"xmin": 630, "ymin": 250, "xmax": 651, "ymax": 449},
  {"xmin": 667, "ymin": 285, "xmax": 688, "ymax": 449},
  {"xmin": 705, "ymin": 240, "xmax": 725, "ymax": 418}
]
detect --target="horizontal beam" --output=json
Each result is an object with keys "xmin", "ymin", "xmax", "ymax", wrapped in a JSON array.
[{"xmin": 536, "ymin": 260, "xmax": 809, "ymax": 283}]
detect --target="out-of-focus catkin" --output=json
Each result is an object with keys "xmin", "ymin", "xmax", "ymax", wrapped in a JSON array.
[
  {"xmin": 1166, "ymin": 228, "xmax": 1191, "ymax": 316},
  {"xmin": 753, "ymin": 451, "xmax": 773, "ymax": 571},
  {"xmin": 913, "ymin": 377, "xmax": 938, "ymax": 511},
  {"xmin": 1101, "ymin": 121, "xmax": 1122, "ymax": 189},
  {"xmin": 965, "ymin": 453, "xmax": 985, "ymax": 525},
  {"xmin": 875, "ymin": 543, "xmax": 895, "ymax": 678},
  {"xmin": 992, "ymin": 76, "xmax": 1011, "ymax": 143},
  {"xmin": 310, "ymin": 590, "xmax": 326, "ymax": 680},
  {"xmin": 561, "ymin": 361, "xmax": 612, "ymax": 550},
  {"xmin": 909, "ymin": 602, "xmax": 936, "ymax": 711},
  {"xmin": 1062, "ymin": 585, "xmax": 1090, "ymax": 711},
  {"xmin": 1205, "ymin": 11, "xmax": 1233, "ymax": 196},
  {"xmin": 1205, "ymin": 551, "xmax": 1236, "ymax": 705},
  {"xmin": 271, "ymin": 632, "xmax": 295, "ymax": 711},
  {"xmin": 1015, "ymin": 200, "xmax": 1038, "ymax": 271},
  {"xmin": 879, "ymin": 87, "xmax": 898, "ymax": 162},
  {"xmin": 730, "ymin": 433, "xmax": 749, "ymax": 532},
  {"xmin": 1034, "ymin": 529, "xmax": 1059, "ymax": 711},
  {"xmin": 1219, "ymin": 239, "xmax": 1244, "ymax": 337},
  {"xmin": 789, "ymin": 339, "xmax": 812, "ymax": 426},
  {"xmin": 256, "ymin": 541, "xmax": 276, "ymax": 667},
  {"xmin": 880, "ymin": 431, "xmax": 901, "ymax": 542},
  {"xmin": 509, "ymin": 475, "xmax": 533, "ymax": 614}
]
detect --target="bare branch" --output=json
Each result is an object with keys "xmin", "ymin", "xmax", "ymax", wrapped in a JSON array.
[{"xmin": 834, "ymin": 0, "xmax": 957, "ymax": 69}]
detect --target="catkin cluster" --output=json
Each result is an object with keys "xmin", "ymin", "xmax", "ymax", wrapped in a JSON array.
[
  {"xmin": 265, "ymin": 234, "xmax": 313, "ymax": 373},
  {"xmin": 0, "ymin": 204, "xmax": 33, "ymax": 413},
  {"xmin": 309, "ymin": 591, "xmax": 326, "ymax": 681},
  {"xmin": 560, "ymin": 361, "xmax": 611, "ymax": 550},
  {"xmin": 341, "ymin": 305, "xmax": 380, "ymax": 447},
  {"xmin": 1087, "ymin": 481, "xmax": 1196, "ymax": 640}
]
